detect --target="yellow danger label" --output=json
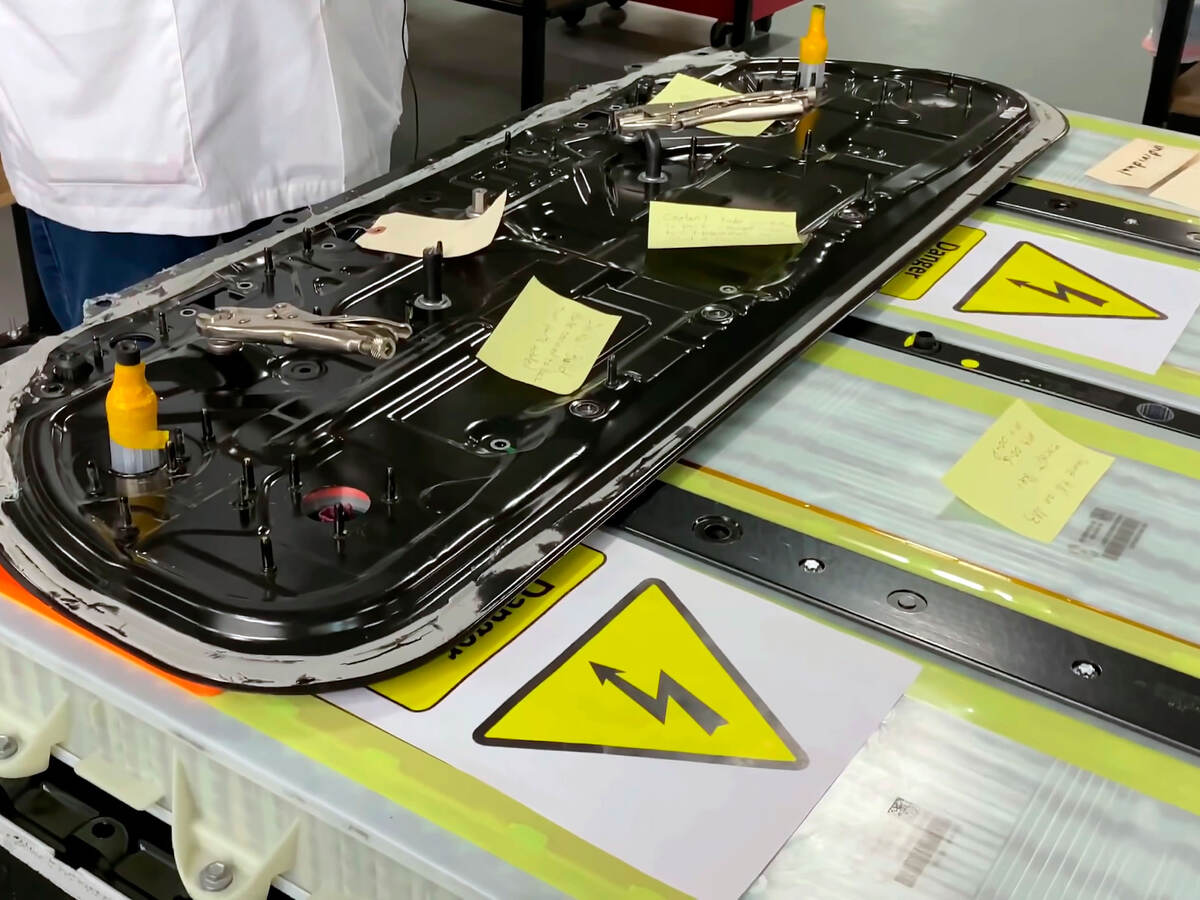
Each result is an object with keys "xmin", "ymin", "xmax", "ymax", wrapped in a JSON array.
[
  {"xmin": 955, "ymin": 242, "xmax": 1166, "ymax": 319},
  {"xmin": 372, "ymin": 545, "xmax": 605, "ymax": 711},
  {"xmin": 474, "ymin": 579, "xmax": 807, "ymax": 769},
  {"xmin": 880, "ymin": 225, "xmax": 986, "ymax": 300}
]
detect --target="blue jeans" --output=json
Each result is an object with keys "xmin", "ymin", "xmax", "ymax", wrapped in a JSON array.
[{"xmin": 26, "ymin": 211, "xmax": 220, "ymax": 330}]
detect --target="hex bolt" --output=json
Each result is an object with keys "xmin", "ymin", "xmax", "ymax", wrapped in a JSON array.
[
  {"xmin": 0, "ymin": 735, "xmax": 17, "ymax": 760},
  {"xmin": 1071, "ymin": 660, "xmax": 1101, "ymax": 679},
  {"xmin": 198, "ymin": 861, "xmax": 234, "ymax": 892}
]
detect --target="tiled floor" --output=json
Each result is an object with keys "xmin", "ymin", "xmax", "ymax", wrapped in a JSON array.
[{"xmin": 0, "ymin": 0, "xmax": 1156, "ymax": 330}]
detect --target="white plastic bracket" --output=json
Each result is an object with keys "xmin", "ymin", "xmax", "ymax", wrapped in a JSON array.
[
  {"xmin": 172, "ymin": 761, "xmax": 299, "ymax": 900},
  {"xmin": 0, "ymin": 697, "xmax": 70, "ymax": 779}
]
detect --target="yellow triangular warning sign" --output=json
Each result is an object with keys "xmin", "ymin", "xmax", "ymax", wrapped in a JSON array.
[
  {"xmin": 474, "ymin": 580, "xmax": 807, "ymax": 769},
  {"xmin": 954, "ymin": 242, "xmax": 1166, "ymax": 320}
]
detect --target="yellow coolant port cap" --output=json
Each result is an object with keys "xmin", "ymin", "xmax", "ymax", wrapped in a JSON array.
[
  {"xmin": 106, "ymin": 341, "xmax": 168, "ymax": 452},
  {"xmin": 800, "ymin": 4, "xmax": 828, "ymax": 65}
]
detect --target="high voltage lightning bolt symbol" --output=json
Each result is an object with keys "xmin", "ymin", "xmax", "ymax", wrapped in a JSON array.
[
  {"xmin": 1007, "ymin": 278, "xmax": 1108, "ymax": 308},
  {"xmin": 590, "ymin": 662, "xmax": 728, "ymax": 734}
]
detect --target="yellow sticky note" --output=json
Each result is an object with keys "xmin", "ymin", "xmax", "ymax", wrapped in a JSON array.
[
  {"xmin": 648, "ymin": 73, "xmax": 773, "ymax": 137},
  {"xmin": 942, "ymin": 400, "xmax": 1114, "ymax": 543},
  {"xmin": 1150, "ymin": 160, "xmax": 1200, "ymax": 212},
  {"xmin": 477, "ymin": 277, "xmax": 620, "ymax": 394},
  {"xmin": 1086, "ymin": 139, "xmax": 1196, "ymax": 190},
  {"xmin": 648, "ymin": 201, "xmax": 800, "ymax": 249},
  {"xmin": 356, "ymin": 190, "xmax": 507, "ymax": 257}
]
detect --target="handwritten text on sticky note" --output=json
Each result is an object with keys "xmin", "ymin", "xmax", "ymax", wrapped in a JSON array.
[
  {"xmin": 1086, "ymin": 139, "xmax": 1196, "ymax": 189},
  {"xmin": 477, "ymin": 277, "xmax": 620, "ymax": 394},
  {"xmin": 648, "ymin": 74, "xmax": 772, "ymax": 137},
  {"xmin": 357, "ymin": 191, "xmax": 508, "ymax": 258},
  {"xmin": 942, "ymin": 400, "xmax": 1114, "ymax": 543},
  {"xmin": 648, "ymin": 201, "xmax": 800, "ymax": 249}
]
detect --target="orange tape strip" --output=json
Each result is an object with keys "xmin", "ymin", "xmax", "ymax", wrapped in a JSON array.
[{"xmin": 0, "ymin": 567, "xmax": 220, "ymax": 697}]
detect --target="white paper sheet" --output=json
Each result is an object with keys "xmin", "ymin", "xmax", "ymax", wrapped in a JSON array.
[
  {"xmin": 325, "ymin": 532, "xmax": 918, "ymax": 900},
  {"xmin": 875, "ymin": 218, "xmax": 1200, "ymax": 374}
]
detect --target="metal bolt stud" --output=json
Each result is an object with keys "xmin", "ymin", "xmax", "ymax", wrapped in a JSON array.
[
  {"xmin": 700, "ymin": 305, "xmax": 734, "ymax": 324},
  {"xmin": 199, "ymin": 860, "xmax": 234, "ymax": 892},
  {"xmin": 0, "ymin": 735, "xmax": 18, "ymax": 760},
  {"xmin": 799, "ymin": 557, "xmax": 825, "ymax": 574}
]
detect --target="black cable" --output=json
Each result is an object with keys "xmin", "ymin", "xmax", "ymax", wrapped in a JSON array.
[{"xmin": 401, "ymin": 2, "xmax": 420, "ymax": 161}]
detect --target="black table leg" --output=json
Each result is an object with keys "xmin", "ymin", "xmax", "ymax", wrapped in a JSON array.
[
  {"xmin": 521, "ymin": 0, "xmax": 547, "ymax": 109},
  {"xmin": 1144, "ymin": 0, "xmax": 1194, "ymax": 127},
  {"xmin": 10, "ymin": 205, "xmax": 57, "ymax": 336},
  {"xmin": 730, "ymin": 0, "xmax": 754, "ymax": 47}
]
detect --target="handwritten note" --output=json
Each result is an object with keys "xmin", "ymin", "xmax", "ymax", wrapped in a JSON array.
[
  {"xmin": 477, "ymin": 277, "xmax": 620, "ymax": 394},
  {"xmin": 942, "ymin": 400, "xmax": 1114, "ymax": 543},
  {"xmin": 1086, "ymin": 139, "xmax": 1196, "ymax": 189},
  {"xmin": 1150, "ymin": 160, "xmax": 1200, "ymax": 212},
  {"xmin": 356, "ymin": 190, "xmax": 508, "ymax": 257},
  {"xmin": 648, "ymin": 74, "xmax": 773, "ymax": 137},
  {"xmin": 648, "ymin": 201, "xmax": 801, "ymax": 249}
]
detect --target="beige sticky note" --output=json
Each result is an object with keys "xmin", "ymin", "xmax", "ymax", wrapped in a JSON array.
[
  {"xmin": 648, "ymin": 73, "xmax": 772, "ymax": 137},
  {"xmin": 477, "ymin": 277, "xmax": 620, "ymax": 394},
  {"xmin": 1086, "ymin": 139, "xmax": 1196, "ymax": 189},
  {"xmin": 648, "ymin": 201, "xmax": 800, "ymax": 249},
  {"xmin": 356, "ymin": 190, "xmax": 508, "ymax": 257},
  {"xmin": 1150, "ymin": 160, "xmax": 1200, "ymax": 212},
  {"xmin": 942, "ymin": 400, "xmax": 1114, "ymax": 543}
]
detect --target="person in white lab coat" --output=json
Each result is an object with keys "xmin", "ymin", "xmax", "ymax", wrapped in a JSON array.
[{"xmin": 0, "ymin": 1, "xmax": 408, "ymax": 329}]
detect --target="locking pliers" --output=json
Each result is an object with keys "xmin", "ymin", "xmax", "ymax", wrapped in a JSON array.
[
  {"xmin": 195, "ymin": 303, "xmax": 411, "ymax": 360},
  {"xmin": 614, "ymin": 87, "xmax": 821, "ymax": 134}
]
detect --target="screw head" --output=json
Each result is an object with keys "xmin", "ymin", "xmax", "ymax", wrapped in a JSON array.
[
  {"xmin": 887, "ymin": 589, "xmax": 928, "ymax": 612},
  {"xmin": 568, "ymin": 399, "xmax": 607, "ymax": 419},
  {"xmin": 718, "ymin": 284, "xmax": 739, "ymax": 295},
  {"xmin": 700, "ymin": 305, "xmax": 734, "ymax": 324},
  {"xmin": 799, "ymin": 558, "xmax": 825, "ymax": 574},
  {"xmin": 1071, "ymin": 660, "xmax": 1101, "ymax": 679},
  {"xmin": 0, "ymin": 735, "xmax": 18, "ymax": 759},
  {"xmin": 199, "ymin": 860, "xmax": 234, "ymax": 892}
]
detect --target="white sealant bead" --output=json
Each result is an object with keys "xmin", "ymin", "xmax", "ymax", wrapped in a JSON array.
[{"xmin": 109, "ymin": 440, "xmax": 163, "ymax": 477}]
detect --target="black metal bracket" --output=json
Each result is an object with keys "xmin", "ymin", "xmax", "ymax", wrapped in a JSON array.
[
  {"xmin": 618, "ymin": 481, "xmax": 1200, "ymax": 756},
  {"xmin": 990, "ymin": 182, "xmax": 1200, "ymax": 258},
  {"xmin": 834, "ymin": 317, "xmax": 1200, "ymax": 440}
]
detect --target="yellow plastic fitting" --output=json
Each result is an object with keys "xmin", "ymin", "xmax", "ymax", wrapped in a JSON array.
[
  {"xmin": 800, "ymin": 4, "xmax": 828, "ymax": 65},
  {"xmin": 106, "ymin": 343, "xmax": 168, "ymax": 451}
]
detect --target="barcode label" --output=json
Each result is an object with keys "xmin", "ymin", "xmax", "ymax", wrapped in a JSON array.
[
  {"xmin": 1069, "ymin": 507, "xmax": 1146, "ymax": 561},
  {"xmin": 886, "ymin": 797, "xmax": 955, "ymax": 888}
]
